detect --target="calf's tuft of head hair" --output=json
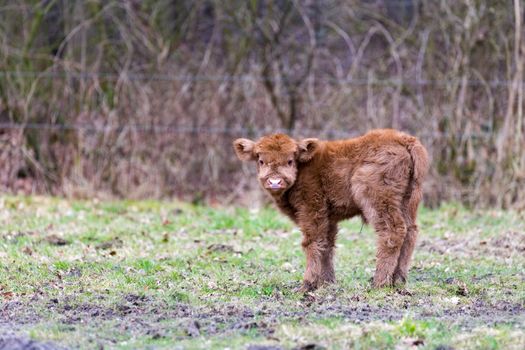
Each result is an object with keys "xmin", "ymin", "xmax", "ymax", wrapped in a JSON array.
[{"xmin": 233, "ymin": 134, "xmax": 319, "ymax": 195}]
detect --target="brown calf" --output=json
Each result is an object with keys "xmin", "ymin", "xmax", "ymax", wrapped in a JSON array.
[{"xmin": 233, "ymin": 129, "xmax": 429, "ymax": 291}]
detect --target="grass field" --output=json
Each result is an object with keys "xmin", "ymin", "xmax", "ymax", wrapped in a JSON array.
[{"xmin": 0, "ymin": 196, "xmax": 524, "ymax": 349}]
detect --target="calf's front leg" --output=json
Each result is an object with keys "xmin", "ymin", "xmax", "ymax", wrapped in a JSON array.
[
  {"xmin": 319, "ymin": 221, "xmax": 338, "ymax": 284},
  {"xmin": 298, "ymin": 216, "xmax": 333, "ymax": 292}
]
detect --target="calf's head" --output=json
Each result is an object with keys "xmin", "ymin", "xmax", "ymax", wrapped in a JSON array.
[{"xmin": 233, "ymin": 134, "xmax": 319, "ymax": 196}]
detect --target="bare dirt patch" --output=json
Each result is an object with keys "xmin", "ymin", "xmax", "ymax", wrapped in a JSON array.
[
  {"xmin": 417, "ymin": 298, "xmax": 525, "ymax": 328},
  {"xmin": 419, "ymin": 230, "xmax": 525, "ymax": 258},
  {"xmin": 0, "ymin": 336, "xmax": 65, "ymax": 350}
]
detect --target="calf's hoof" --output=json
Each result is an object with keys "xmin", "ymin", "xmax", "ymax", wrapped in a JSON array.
[
  {"xmin": 321, "ymin": 273, "xmax": 336, "ymax": 285},
  {"xmin": 393, "ymin": 271, "xmax": 407, "ymax": 286},
  {"xmin": 297, "ymin": 280, "xmax": 318, "ymax": 293},
  {"xmin": 297, "ymin": 276, "xmax": 335, "ymax": 293},
  {"xmin": 372, "ymin": 273, "xmax": 394, "ymax": 288}
]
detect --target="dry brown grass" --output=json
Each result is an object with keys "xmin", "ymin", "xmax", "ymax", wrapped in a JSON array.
[{"xmin": 0, "ymin": 0, "xmax": 523, "ymax": 208}]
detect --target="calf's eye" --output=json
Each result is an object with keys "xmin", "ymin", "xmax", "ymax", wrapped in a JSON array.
[
  {"xmin": 259, "ymin": 159, "xmax": 264, "ymax": 166},
  {"xmin": 288, "ymin": 160, "xmax": 293, "ymax": 166}
]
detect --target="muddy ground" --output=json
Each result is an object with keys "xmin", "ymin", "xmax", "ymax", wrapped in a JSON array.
[{"xmin": 2, "ymin": 285, "xmax": 524, "ymax": 349}]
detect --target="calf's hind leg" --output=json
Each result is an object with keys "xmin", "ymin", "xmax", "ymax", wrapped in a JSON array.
[
  {"xmin": 353, "ymin": 179, "xmax": 407, "ymax": 287},
  {"xmin": 370, "ymin": 203, "xmax": 407, "ymax": 287},
  {"xmin": 393, "ymin": 224, "xmax": 417, "ymax": 285},
  {"xmin": 394, "ymin": 185, "xmax": 423, "ymax": 285},
  {"xmin": 352, "ymin": 153, "xmax": 412, "ymax": 287}
]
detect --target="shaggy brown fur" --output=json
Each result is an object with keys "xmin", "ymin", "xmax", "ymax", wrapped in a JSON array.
[{"xmin": 233, "ymin": 129, "xmax": 429, "ymax": 291}]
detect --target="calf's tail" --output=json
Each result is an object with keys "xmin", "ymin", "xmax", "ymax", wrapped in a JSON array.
[
  {"xmin": 402, "ymin": 137, "xmax": 429, "ymax": 219},
  {"xmin": 407, "ymin": 140, "xmax": 429, "ymax": 187}
]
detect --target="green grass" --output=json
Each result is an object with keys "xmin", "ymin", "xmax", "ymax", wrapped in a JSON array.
[{"xmin": 0, "ymin": 196, "xmax": 524, "ymax": 349}]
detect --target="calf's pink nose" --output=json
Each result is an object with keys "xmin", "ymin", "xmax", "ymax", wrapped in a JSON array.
[{"xmin": 267, "ymin": 178, "xmax": 283, "ymax": 187}]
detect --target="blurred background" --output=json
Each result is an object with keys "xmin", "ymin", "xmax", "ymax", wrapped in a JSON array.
[{"xmin": 0, "ymin": 0, "xmax": 523, "ymax": 208}]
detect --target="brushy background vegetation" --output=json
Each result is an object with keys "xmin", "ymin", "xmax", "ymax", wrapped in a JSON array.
[
  {"xmin": 1, "ymin": 196, "xmax": 524, "ymax": 349},
  {"xmin": 0, "ymin": 0, "xmax": 524, "ymax": 208}
]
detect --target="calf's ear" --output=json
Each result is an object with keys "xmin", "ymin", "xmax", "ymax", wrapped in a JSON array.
[
  {"xmin": 233, "ymin": 138, "xmax": 257, "ymax": 161},
  {"xmin": 297, "ymin": 138, "xmax": 319, "ymax": 162}
]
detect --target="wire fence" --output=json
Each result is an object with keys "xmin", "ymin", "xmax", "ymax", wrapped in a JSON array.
[
  {"xmin": 0, "ymin": 70, "xmax": 523, "ymax": 87},
  {"xmin": 0, "ymin": 122, "xmax": 493, "ymax": 140},
  {"xmin": 0, "ymin": 67, "xmax": 509, "ymax": 142},
  {"xmin": 0, "ymin": 68, "xmax": 511, "ymax": 140}
]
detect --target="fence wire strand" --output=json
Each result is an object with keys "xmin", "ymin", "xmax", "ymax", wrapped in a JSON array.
[
  {"xmin": 0, "ymin": 70, "xmax": 523, "ymax": 87},
  {"xmin": 0, "ymin": 122, "xmax": 493, "ymax": 140}
]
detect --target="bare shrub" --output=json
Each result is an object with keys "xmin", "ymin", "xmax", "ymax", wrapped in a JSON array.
[{"xmin": 0, "ymin": 0, "xmax": 523, "ymax": 208}]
